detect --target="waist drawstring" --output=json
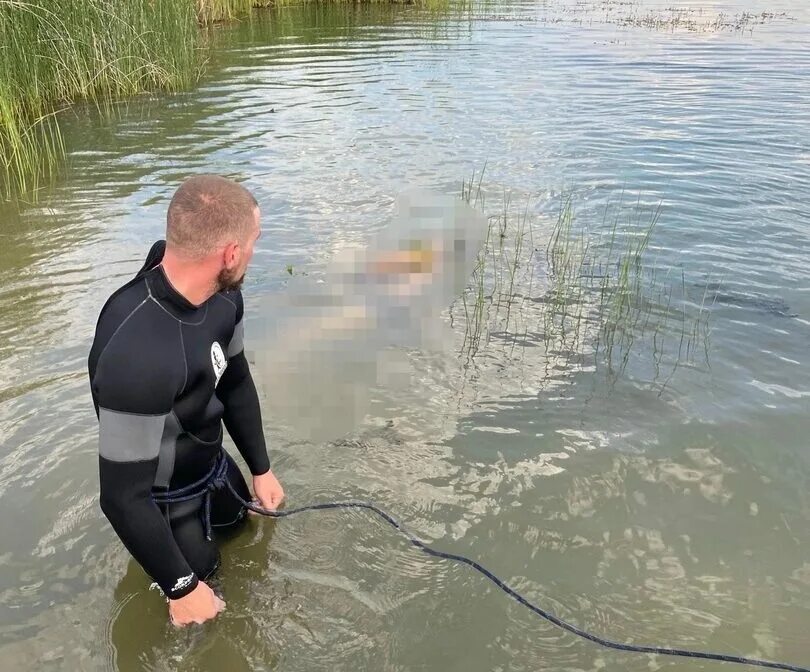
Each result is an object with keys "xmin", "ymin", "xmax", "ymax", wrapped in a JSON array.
[{"xmin": 152, "ymin": 449, "xmax": 230, "ymax": 541}]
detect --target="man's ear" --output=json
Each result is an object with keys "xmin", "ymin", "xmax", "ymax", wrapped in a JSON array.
[{"xmin": 222, "ymin": 241, "xmax": 241, "ymax": 269}]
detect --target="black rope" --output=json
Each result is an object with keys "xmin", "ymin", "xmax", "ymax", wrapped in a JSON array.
[
  {"xmin": 156, "ymin": 450, "xmax": 809, "ymax": 672},
  {"xmin": 152, "ymin": 452, "xmax": 230, "ymax": 541}
]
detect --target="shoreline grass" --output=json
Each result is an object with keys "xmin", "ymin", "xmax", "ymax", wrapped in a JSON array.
[
  {"xmin": 0, "ymin": 0, "xmax": 203, "ymax": 200},
  {"xmin": 0, "ymin": 0, "xmax": 438, "ymax": 202}
]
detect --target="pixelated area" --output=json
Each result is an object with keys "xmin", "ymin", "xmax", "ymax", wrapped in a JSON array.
[{"xmin": 253, "ymin": 188, "xmax": 488, "ymax": 442}]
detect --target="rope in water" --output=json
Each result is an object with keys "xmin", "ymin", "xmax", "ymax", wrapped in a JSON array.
[{"xmin": 159, "ymin": 451, "xmax": 809, "ymax": 672}]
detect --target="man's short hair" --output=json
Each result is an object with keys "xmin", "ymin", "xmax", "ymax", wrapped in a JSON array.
[{"xmin": 166, "ymin": 175, "xmax": 258, "ymax": 258}]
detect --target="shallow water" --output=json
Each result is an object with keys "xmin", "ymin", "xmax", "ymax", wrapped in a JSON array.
[{"xmin": 1, "ymin": 0, "xmax": 809, "ymax": 670}]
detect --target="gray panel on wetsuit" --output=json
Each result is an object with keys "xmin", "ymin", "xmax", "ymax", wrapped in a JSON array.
[
  {"xmin": 154, "ymin": 412, "xmax": 183, "ymax": 489},
  {"xmin": 98, "ymin": 408, "xmax": 167, "ymax": 462},
  {"xmin": 227, "ymin": 318, "xmax": 244, "ymax": 357}
]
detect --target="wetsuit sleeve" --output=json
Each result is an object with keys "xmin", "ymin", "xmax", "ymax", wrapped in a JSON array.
[
  {"xmin": 95, "ymin": 346, "xmax": 199, "ymax": 600},
  {"xmin": 218, "ymin": 292, "xmax": 271, "ymax": 476}
]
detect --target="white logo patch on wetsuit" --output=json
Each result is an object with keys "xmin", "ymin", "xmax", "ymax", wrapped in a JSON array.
[
  {"xmin": 172, "ymin": 573, "xmax": 195, "ymax": 594},
  {"xmin": 211, "ymin": 341, "xmax": 227, "ymax": 384}
]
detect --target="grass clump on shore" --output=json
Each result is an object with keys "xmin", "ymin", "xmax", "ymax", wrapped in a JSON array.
[
  {"xmin": 0, "ymin": 0, "xmax": 442, "ymax": 202},
  {"xmin": 0, "ymin": 0, "xmax": 202, "ymax": 199},
  {"xmin": 197, "ymin": 0, "xmax": 276, "ymax": 24}
]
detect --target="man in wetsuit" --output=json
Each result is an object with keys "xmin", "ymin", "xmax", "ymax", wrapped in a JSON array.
[{"xmin": 88, "ymin": 175, "xmax": 284, "ymax": 626}]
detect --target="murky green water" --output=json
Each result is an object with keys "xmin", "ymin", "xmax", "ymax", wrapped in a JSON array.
[{"xmin": 1, "ymin": 1, "xmax": 809, "ymax": 669}]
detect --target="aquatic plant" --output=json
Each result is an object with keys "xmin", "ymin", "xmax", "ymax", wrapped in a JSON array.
[
  {"xmin": 455, "ymin": 177, "xmax": 712, "ymax": 396},
  {"xmin": 616, "ymin": 7, "xmax": 794, "ymax": 34},
  {"xmin": 471, "ymin": 1, "xmax": 794, "ymax": 36}
]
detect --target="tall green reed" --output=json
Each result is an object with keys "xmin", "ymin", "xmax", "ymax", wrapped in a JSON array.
[
  {"xmin": 0, "ymin": 0, "xmax": 201, "ymax": 200},
  {"xmin": 455, "ymin": 181, "xmax": 712, "ymax": 395}
]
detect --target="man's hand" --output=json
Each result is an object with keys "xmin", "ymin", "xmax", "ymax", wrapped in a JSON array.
[
  {"xmin": 252, "ymin": 469, "xmax": 284, "ymax": 511},
  {"xmin": 168, "ymin": 581, "xmax": 225, "ymax": 626}
]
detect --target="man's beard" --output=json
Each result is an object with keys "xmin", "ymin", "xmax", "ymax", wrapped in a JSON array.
[{"xmin": 216, "ymin": 267, "xmax": 245, "ymax": 293}]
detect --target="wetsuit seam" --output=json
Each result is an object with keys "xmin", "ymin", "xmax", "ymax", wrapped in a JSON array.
[
  {"xmin": 145, "ymin": 275, "xmax": 209, "ymax": 326},
  {"xmin": 170, "ymin": 410, "xmax": 187, "ymax": 434},
  {"xmin": 158, "ymin": 410, "xmax": 218, "ymax": 446},
  {"xmin": 217, "ymin": 292, "xmax": 237, "ymax": 310},
  {"xmin": 95, "ymin": 296, "xmax": 150, "ymax": 369},
  {"xmin": 98, "ymin": 406, "xmax": 169, "ymax": 419},
  {"xmin": 98, "ymin": 454, "xmax": 159, "ymax": 464},
  {"xmin": 183, "ymin": 425, "xmax": 224, "ymax": 446},
  {"xmin": 178, "ymin": 323, "xmax": 188, "ymax": 396},
  {"xmin": 149, "ymin": 295, "xmax": 208, "ymax": 325}
]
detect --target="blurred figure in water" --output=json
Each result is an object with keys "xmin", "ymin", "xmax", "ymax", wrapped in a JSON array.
[{"xmin": 254, "ymin": 188, "xmax": 488, "ymax": 443}]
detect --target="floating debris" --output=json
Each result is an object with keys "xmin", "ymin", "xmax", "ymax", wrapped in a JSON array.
[{"xmin": 474, "ymin": 1, "xmax": 795, "ymax": 35}]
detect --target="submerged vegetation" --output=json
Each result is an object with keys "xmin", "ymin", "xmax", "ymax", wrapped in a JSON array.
[
  {"xmin": 455, "ymin": 173, "xmax": 712, "ymax": 396},
  {"xmin": 490, "ymin": 1, "xmax": 795, "ymax": 35}
]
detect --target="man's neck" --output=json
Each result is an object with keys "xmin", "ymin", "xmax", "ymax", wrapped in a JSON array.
[{"xmin": 160, "ymin": 248, "xmax": 217, "ymax": 307}]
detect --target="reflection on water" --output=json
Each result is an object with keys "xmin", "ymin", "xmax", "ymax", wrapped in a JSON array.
[{"xmin": 0, "ymin": 0, "xmax": 809, "ymax": 670}]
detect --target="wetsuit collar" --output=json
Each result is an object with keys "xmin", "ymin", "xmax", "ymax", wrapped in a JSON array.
[{"xmin": 140, "ymin": 240, "xmax": 208, "ymax": 320}]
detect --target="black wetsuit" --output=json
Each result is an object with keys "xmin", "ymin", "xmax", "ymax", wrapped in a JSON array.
[{"xmin": 88, "ymin": 240, "xmax": 270, "ymax": 599}]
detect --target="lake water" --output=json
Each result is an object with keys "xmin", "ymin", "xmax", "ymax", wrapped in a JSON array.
[{"xmin": 1, "ymin": 0, "xmax": 809, "ymax": 670}]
